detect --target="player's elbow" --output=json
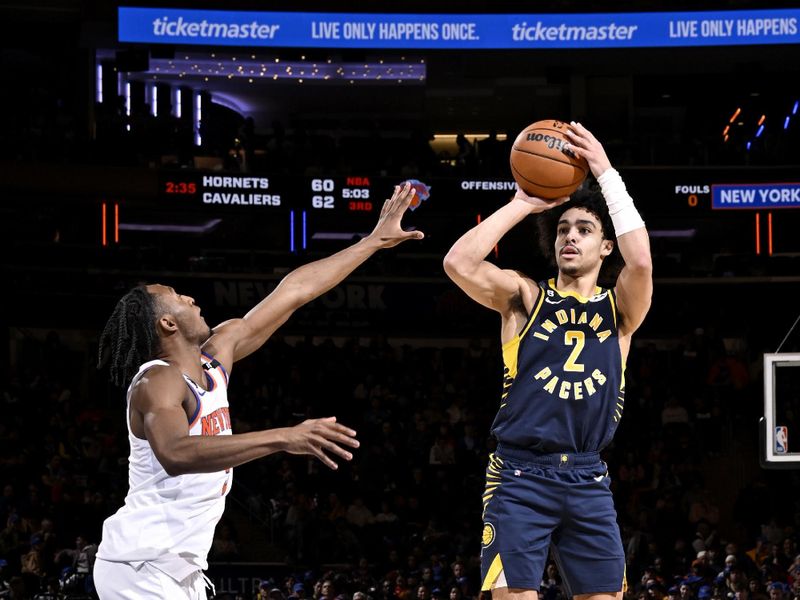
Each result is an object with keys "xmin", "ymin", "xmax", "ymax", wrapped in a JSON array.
[
  {"xmin": 625, "ymin": 250, "xmax": 653, "ymax": 274},
  {"xmin": 162, "ymin": 462, "xmax": 185, "ymax": 477},
  {"xmin": 154, "ymin": 445, "xmax": 193, "ymax": 476},
  {"xmin": 443, "ymin": 249, "xmax": 472, "ymax": 280},
  {"xmin": 442, "ymin": 253, "xmax": 457, "ymax": 278},
  {"xmin": 276, "ymin": 278, "xmax": 315, "ymax": 309},
  {"xmin": 158, "ymin": 454, "xmax": 185, "ymax": 477}
]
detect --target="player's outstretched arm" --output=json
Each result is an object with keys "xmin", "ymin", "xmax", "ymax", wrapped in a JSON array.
[
  {"xmin": 135, "ymin": 366, "xmax": 360, "ymax": 474},
  {"xmin": 565, "ymin": 121, "xmax": 652, "ymax": 336},
  {"xmin": 443, "ymin": 191, "xmax": 568, "ymax": 314},
  {"xmin": 204, "ymin": 182, "xmax": 424, "ymax": 368}
]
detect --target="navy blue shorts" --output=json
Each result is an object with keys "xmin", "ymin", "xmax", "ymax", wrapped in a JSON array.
[{"xmin": 480, "ymin": 445, "xmax": 625, "ymax": 595}]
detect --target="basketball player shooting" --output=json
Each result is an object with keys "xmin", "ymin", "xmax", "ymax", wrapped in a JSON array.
[
  {"xmin": 443, "ymin": 122, "xmax": 652, "ymax": 600},
  {"xmin": 93, "ymin": 183, "xmax": 423, "ymax": 599}
]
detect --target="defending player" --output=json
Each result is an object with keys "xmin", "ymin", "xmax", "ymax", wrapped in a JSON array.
[
  {"xmin": 443, "ymin": 122, "xmax": 652, "ymax": 600},
  {"xmin": 93, "ymin": 184, "xmax": 424, "ymax": 599}
]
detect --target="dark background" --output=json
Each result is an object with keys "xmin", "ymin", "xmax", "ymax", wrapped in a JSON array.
[{"xmin": 1, "ymin": 1, "xmax": 800, "ymax": 599}]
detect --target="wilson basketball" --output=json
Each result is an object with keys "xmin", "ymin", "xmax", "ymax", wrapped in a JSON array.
[{"xmin": 510, "ymin": 120, "xmax": 589, "ymax": 199}]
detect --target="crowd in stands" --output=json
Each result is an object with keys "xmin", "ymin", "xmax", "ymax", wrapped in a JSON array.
[{"xmin": 1, "ymin": 317, "xmax": 798, "ymax": 599}]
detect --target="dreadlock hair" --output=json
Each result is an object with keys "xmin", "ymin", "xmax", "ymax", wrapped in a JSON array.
[
  {"xmin": 535, "ymin": 183, "xmax": 624, "ymax": 286},
  {"xmin": 97, "ymin": 286, "xmax": 163, "ymax": 388}
]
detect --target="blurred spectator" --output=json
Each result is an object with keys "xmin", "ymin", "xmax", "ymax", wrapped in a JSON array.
[
  {"xmin": 210, "ymin": 521, "xmax": 240, "ymax": 561},
  {"xmin": 768, "ymin": 582, "xmax": 787, "ymax": 600},
  {"xmin": 256, "ymin": 581, "xmax": 273, "ymax": 600},
  {"xmin": 661, "ymin": 397, "xmax": 689, "ymax": 426},
  {"xmin": 54, "ymin": 533, "xmax": 96, "ymax": 595},
  {"xmin": 749, "ymin": 578, "xmax": 768, "ymax": 600},
  {"xmin": 540, "ymin": 562, "xmax": 564, "ymax": 600},
  {"xmin": 0, "ymin": 559, "xmax": 9, "ymax": 596},
  {"xmin": 428, "ymin": 436, "xmax": 455, "ymax": 466},
  {"xmin": 20, "ymin": 535, "xmax": 43, "ymax": 578},
  {"xmin": 789, "ymin": 554, "xmax": 800, "ymax": 583},
  {"xmin": 346, "ymin": 497, "xmax": 374, "ymax": 529},
  {"xmin": 454, "ymin": 134, "xmax": 475, "ymax": 172}
]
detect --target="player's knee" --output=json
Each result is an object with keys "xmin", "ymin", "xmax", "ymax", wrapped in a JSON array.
[
  {"xmin": 573, "ymin": 593, "xmax": 621, "ymax": 600},
  {"xmin": 491, "ymin": 587, "xmax": 539, "ymax": 600}
]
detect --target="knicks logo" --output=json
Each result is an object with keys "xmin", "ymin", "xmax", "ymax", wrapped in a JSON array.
[
  {"xmin": 482, "ymin": 523, "xmax": 496, "ymax": 547},
  {"xmin": 402, "ymin": 179, "xmax": 431, "ymax": 211}
]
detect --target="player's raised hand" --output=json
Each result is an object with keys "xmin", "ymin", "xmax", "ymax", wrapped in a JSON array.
[
  {"xmin": 564, "ymin": 121, "xmax": 612, "ymax": 178},
  {"xmin": 369, "ymin": 182, "xmax": 425, "ymax": 248},
  {"xmin": 512, "ymin": 185, "xmax": 570, "ymax": 213},
  {"xmin": 280, "ymin": 417, "xmax": 360, "ymax": 470}
]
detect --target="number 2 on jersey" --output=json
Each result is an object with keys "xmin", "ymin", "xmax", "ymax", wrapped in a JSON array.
[{"xmin": 564, "ymin": 330, "xmax": 585, "ymax": 372}]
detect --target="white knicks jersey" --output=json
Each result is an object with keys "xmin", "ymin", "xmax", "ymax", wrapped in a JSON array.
[{"xmin": 97, "ymin": 354, "xmax": 233, "ymax": 580}]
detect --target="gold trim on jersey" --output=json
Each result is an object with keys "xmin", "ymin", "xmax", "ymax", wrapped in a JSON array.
[
  {"xmin": 548, "ymin": 278, "xmax": 603, "ymax": 303},
  {"xmin": 614, "ymin": 376, "xmax": 627, "ymax": 423},
  {"xmin": 481, "ymin": 553, "xmax": 504, "ymax": 591},
  {"xmin": 610, "ymin": 288, "xmax": 627, "ymax": 393},
  {"xmin": 482, "ymin": 453, "xmax": 504, "ymax": 518},
  {"xmin": 520, "ymin": 289, "xmax": 546, "ymax": 339},
  {"xmin": 609, "ymin": 288, "xmax": 618, "ymax": 327},
  {"xmin": 501, "ymin": 288, "xmax": 546, "ymax": 353},
  {"xmin": 499, "ymin": 290, "xmax": 546, "ymax": 407}
]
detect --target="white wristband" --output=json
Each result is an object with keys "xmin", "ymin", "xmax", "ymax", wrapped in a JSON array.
[{"xmin": 597, "ymin": 168, "xmax": 645, "ymax": 236}]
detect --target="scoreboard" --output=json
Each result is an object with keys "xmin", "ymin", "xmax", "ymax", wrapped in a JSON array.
[
  {"xmin": 161, "ymin": 172, "xmax": 445, "ymax": 213},
  {"xmin": 159, "ymin": 169, "xmax": 800, "ymax": 215},
  {"xmin": 161, "ymin": 172, "xmax": 386, "ymax": 212},
  {"xmin": 159, "ymin": 172, "xmax": 559, "ymax": 213}
]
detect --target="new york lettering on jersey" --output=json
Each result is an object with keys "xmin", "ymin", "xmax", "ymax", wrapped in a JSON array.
[{"xmin": 492, "ymin": 279, "xmax": 625, "ymax": 453}]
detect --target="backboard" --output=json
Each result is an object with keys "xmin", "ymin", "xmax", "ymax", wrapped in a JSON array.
[{"xmin": 761, "ymin": 353, "xmax": 800, "ymax": 468}]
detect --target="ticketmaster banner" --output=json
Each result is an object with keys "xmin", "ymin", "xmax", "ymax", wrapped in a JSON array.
[{"xmin": 118, "ymin": 7, "xmax": 800, "ymax": 49}]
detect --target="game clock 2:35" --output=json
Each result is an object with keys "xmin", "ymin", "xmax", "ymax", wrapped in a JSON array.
[{"xmin": 164, "ymin": 181, "xmax": 197, "ymax": 195}]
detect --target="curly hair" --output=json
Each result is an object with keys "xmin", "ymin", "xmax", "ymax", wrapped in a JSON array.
[
  {"xmin": 535, "ymin": 183, "xmax": 624, "ymax": 285},
  {"xmin": 97, "ymin": 286, "xmax": 162, "ymax": 388}
]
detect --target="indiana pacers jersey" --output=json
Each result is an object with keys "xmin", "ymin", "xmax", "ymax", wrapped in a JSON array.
[
  {"xmin": 491, "ymin": 279, "xmax": 624, "ymax": 454},
  {"xmin": 97, "ymin": 353, "xmax": 233, "ymax": 581}
]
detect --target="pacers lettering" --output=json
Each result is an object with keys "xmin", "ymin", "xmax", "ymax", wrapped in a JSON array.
[{"xmin": 534, "ymin": 368, "xmax": 607, "ymax": 401}]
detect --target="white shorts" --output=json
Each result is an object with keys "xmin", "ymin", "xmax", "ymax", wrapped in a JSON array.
[{"xmin": 94, "ymin": 558, "xmax": 211, "ymax": 600}]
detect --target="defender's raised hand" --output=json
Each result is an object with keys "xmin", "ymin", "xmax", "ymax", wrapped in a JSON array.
[
  {"xmin": 280, "ymin": 417, "xmax": 360, "ymax": 470},
  {"xmin": 369, "ymin": 182, "xmax": 426, "ymax": 248}
]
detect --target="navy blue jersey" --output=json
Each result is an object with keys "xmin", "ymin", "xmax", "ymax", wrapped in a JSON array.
[{"xmin": 491, "ymin": 278, "xmax": 625, "ymax": 453}]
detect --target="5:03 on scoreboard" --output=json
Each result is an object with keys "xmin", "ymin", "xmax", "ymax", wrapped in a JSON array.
[{"xmin": 310, "ymin": 177, "xmax": 374, "ymax": 212}]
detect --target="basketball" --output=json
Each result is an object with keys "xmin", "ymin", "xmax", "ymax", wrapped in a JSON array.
[{"xmin": 510, "ymin": 119, "xmax": 589, "ymax": 199}]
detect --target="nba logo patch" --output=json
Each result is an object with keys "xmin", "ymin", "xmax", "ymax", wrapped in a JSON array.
[{"xmin": 775, "ymin": 426, "xmax": 788, "ymax": 454}]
